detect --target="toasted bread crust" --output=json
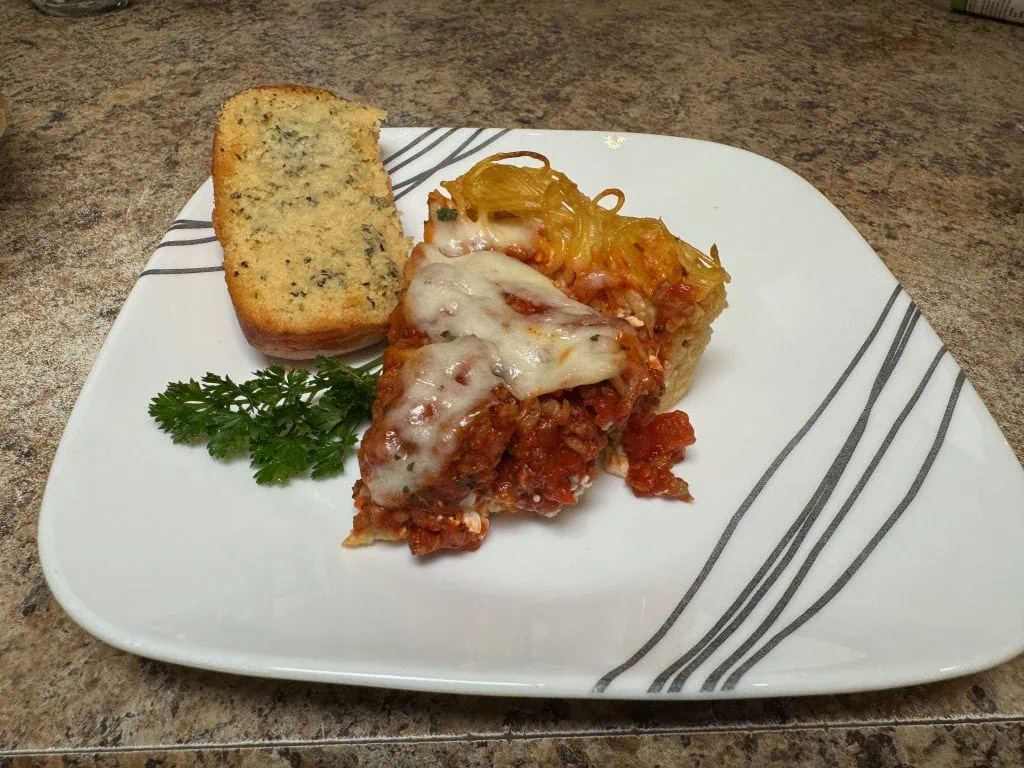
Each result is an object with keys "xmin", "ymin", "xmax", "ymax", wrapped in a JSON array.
[{"xmin": 234, "ymin": 314, "xmax": 386, "ymax": 359}]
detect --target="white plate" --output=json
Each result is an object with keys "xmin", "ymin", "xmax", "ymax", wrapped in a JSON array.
[{"xmin": 39, "ymin": 128, "xmax": 1024, "ymax": 699}]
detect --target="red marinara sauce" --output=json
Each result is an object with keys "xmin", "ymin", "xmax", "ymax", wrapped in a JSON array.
[
  {"xmin": 621, "ymin": 409, "xmax": 696, "ymax": 500},
  {"xmin": 503, "ymin": 293, "xmax": 548, "ymax": 315}
]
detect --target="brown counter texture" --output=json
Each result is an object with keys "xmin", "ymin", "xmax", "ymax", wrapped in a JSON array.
[{"xmin": 1, "ymin": 0, "xmax": 1022, "ymax": 765}]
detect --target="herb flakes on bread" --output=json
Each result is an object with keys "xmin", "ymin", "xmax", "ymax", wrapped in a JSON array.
[{"xmin": 213, "ymin": 86, "xmax": 410, "ymax": 359}]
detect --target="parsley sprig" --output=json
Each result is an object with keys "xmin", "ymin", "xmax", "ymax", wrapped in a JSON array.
[{"xmin": 148, "ymin": 355, "xmax": 382, "ymax": 485}]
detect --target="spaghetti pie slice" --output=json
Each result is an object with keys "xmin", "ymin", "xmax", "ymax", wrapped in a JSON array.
[{"xmin": 346, "ymin": 153, "xmax": 728, "ymax": 555}]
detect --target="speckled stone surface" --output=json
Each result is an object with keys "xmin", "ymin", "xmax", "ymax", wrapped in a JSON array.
[
  {"xmin": 4, "ymin": 724, "xmax": 1024, "ymax": 767},
  {"xmin": 1, "ymin": 0, "xmax": 1022, "ymax": 763}
]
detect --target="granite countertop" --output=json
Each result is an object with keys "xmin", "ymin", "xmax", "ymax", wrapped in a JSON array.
[{"xmin": 2, "ymin": 0, "xmax": 1022, "ymax": 765}]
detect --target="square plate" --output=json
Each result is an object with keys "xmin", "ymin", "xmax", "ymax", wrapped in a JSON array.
[{"xmin": 39, "ymin": 128, "xmax": 1024, "ymax": 699}]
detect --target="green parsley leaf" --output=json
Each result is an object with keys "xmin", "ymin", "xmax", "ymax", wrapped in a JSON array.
[
  {"xmin": 436, "ymin": 206, "xmax": 458, "ymax": 222},
  {"xmin": 149, "ymin": 355, "xmax": 382, "ymax": 485}
]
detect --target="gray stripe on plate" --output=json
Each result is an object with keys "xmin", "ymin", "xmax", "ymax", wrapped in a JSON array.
[
  {"xmin": 659, "ymin": 304, "xmax": 921, "ymax": 694},
  {"xmin": 721, "ymin": 369, "xmax": 967, "ymax": 690},
  {"xmin": 382, "ymin": 127, "xmax": 441, "ymax": 166},
  {"xmin": 592, "ymin": 284, "xmax": 903, "ymax": 694},
  {"xmin": 140, "ymin": 266, "xmax": 224, "ymax": 277},
  {"xmin": 392, "ymin": 128, "xmax": 484, "ymax": 191},
  {"xmin": 386, "ymin": 128, "xmax": 458, "ymax": 175},
  {"xmin": 392, "ymin": 128, "xmax": 512, "ymax": 201},
  {"xmin": 155, "ymin": 235, "xmax": 219, "ymax": 249},
  {"xmin": 169, "ymin": 219, "xmax": 213, "ymax": 230},
  {"xmin": 703, "ymin": 345, "xmax": 948, "ymax": 691}
]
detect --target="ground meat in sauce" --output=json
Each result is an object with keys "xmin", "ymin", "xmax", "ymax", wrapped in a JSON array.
[
  {"xmin": 653, "ymin": 280, "xmax": 700, "ymax": 333},
  {"xmin": 407, "ymin": 509, "xmax": 488, "ymax": 554},
  {"xmin": 353, "ymin": 252, "xmax": 699, "ymax": 555},
  {"xmin": 621, "ymin": 409, "xmax": 696, "ymax": 500},
  {"xmin": 354, "ymin": 320, "xmax": 519, "ymax": 554},
  {"xmin": 493, "ymin": 395, "xmax": 608, "ymax": 514},
  {"xmin": 351, "ymin": 484, "xmax": 493, "ymax": 555}
]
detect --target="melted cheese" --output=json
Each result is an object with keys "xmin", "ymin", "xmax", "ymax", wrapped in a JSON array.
[
  {"xmin": 406, "ymin": 247, "xmax": 626, "ymax": 400},
  {"xmin": 366, "ymin": 248, "xmax": 629, "ymax": 507},
  {"xmin": 365, "ymin": 336, "xmax": 501, "ymax": 506},
  {"xmin": 431, "ymin": 208, "xmax": 537, "ymax": 257}
]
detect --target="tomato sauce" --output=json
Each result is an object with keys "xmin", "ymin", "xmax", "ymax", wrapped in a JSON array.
[
  {"xmin": 354, "ymin": 266, "xmax": 700, "ymax": 555},
  {"xmin": 621, "ymin": 410, "xmax": 696, "ymax": 500},
  {"xmin": 503, "ymin": 293, "xmax": 548, "ymax": 315}
]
